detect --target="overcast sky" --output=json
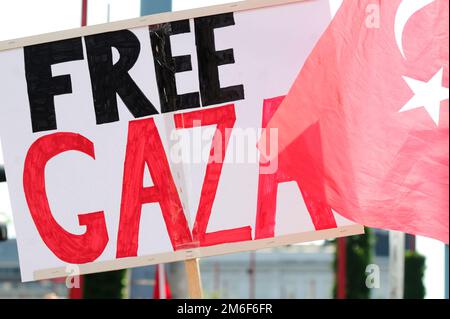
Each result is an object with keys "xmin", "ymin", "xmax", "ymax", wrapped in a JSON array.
[{"xmin": 0, "ymin": 0, "xmax": 446, "ymax": 299}]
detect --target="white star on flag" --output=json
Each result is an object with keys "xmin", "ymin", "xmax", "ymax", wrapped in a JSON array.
[{"xmin": 399, "ymin": 67, "xmax": 449, "ymax": 125}]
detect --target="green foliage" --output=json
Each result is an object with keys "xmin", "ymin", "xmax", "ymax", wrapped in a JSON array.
[
  {"xmin": 404, "ymin": 251, "xmax": 426, "ymax": 299},
  {"xmin": 332, "ymin": 228, "xmax": 374, "ymax": 299},
  {"xmin": 83, "ymin": 270, "xmax": 128, "ymax": 299}
]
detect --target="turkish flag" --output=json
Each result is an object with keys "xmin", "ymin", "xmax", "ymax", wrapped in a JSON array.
[{"xmin": 263, "ymin": 0, "xmax": 449, "ymax": 242}]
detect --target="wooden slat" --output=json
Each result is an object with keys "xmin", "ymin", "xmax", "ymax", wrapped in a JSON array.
[
  {"xmin": 33, "ymin": 224, "xmax": 364, "ymax": 281},
  {"xmin": 185, "ymin": 259, "xmax": 204, "ymax": 299},
  {"xmin": 0, "ymin": 0, "xmax": 309, "ymax": 52}
]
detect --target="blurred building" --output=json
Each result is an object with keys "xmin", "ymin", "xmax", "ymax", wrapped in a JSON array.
[
  {"xmin": 196, "ymin": 230, "xmax": 416, "ymax": 299},
  {"xmin": 0, "ymin": 239, "xmax": 68, "ymax": 298},
  {"xmin": 199, "ymin": 244, "xmax": 335, "ymax": 299},
  {"xmin": 129, "ymin": 265, "xmax": 156, "ymax": 299},
  {"xmin": 197, "ymin": 241, "xmax": 389, "ymax": 299}
]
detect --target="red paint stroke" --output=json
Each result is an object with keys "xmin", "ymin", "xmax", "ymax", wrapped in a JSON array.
[
  {"xmin": 23, "ymin": 133, "xmax": 108, "ymax": 263},
  {"xmin": 174, "ymin": 104, "xmax": 252, "ymax": 246},
  {"xmin": 116, "ymin": 117, "xmax": 193, "ymax": 258},
  {"xmin": 255, "ymin": 96, "xmax": 337, "ymax": 239}
]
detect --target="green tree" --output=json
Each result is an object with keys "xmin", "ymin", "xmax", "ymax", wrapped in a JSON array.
[
  {"xmin": 404, "ymin": 251, "xmax": 426, "ymax": 299},
  {"xmin": 83, "ymin": 270, "xmax": 128, "ymax": 299},
  {"xmin": 332, "ymin": 228, "xmax": 374, "ymax": 299}
]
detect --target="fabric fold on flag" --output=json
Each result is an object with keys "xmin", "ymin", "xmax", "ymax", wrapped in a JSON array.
[{"xmin": 262, "ymin": 0, "xmax": 449, "ymax": 243}]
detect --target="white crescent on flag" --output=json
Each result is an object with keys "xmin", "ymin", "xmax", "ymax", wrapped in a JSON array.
[{"xmin": 395, "ymin": 0, "xmax": 435, "ymax": 58}]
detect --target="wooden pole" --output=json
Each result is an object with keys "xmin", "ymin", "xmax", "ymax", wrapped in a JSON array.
[{"xmin": 184, "ymin": 259, "xmax": 203, "ymax": 299}]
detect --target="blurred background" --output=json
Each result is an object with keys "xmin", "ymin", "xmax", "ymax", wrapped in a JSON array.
[{"xmin": 0, "ymin": 0, "xmax": 448, "ymax": 299}]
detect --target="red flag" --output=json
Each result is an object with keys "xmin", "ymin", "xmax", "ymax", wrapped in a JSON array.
[
  {"xmin": 264, "ymin": 0, "xmax": 449, "ymax": 243},
  {"xmin": 153, "ymin": 264, "xmax": 172, "ymax": 299}
]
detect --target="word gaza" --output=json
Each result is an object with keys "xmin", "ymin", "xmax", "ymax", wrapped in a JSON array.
[{"xmin": 23, "ymin": 99, "xmax": 339, "ymax": 264}]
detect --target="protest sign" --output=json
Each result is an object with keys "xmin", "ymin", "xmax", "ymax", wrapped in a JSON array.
[{"xmin": 0, "ymin": 0, "xmax": 363, "ymax": 282}]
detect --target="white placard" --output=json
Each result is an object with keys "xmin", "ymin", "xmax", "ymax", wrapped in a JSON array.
[{"xmin": 0, "ymin": 0, "xmax": 362, "ymax": 282}]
